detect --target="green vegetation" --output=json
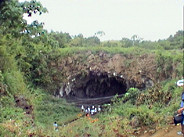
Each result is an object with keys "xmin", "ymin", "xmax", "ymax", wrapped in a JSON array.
[
  {"xmin": 0, "ymin": 0, "xmax": 183, "ymax": 136},
  {"xmin": 33, "ymin": 89, "xmax": 79, "ymax": 126}
]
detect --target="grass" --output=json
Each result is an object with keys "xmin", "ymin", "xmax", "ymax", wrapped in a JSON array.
[
  {"xmin": 56, "ymin": 46, "xmax": 152, "ymax": 57},
  {"xmin": 32, "ymin": 88, "xmax": 80, "ymax": 126},
  {"xmin": 0, "ymin": 39, "xmax": 183, "ymax": 136},
  {"xmin": 0, "ymin": 79, "xmax": 183, "ymax": 136}
]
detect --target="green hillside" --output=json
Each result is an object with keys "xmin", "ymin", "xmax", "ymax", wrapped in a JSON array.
[{"xmin": 0, "ymin": 0, "xmax": 183, "ymax": 136}]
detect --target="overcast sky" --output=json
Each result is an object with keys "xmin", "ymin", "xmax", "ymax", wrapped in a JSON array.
[{"xmin": 21, "ymin": 0, "xmax": 184, "ymax": 41}]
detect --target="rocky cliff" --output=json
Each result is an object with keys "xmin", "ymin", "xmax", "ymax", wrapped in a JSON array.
[{"xmin": 49, "ymin": 51, "xmax": 158, "ymax": 99}]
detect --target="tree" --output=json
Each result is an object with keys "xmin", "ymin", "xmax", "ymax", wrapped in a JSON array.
[
  {"xmin": 0, "ymin": 0, "xmax": 47, "ymax": 37},
  {"xmin": 168, "ymin": 30, "xmax": 183, "ymax": 49},
  {"xmin": 0, "ymin": 0, "xmax": 26, "ymax": 37},
  {"xmin": 121, "ymin": 38, "xmax": 133, "ymax": 47},
  {"xmin": 84, "ymin": 36, "xmax": 100, "ymax": 46},
  {"xmin": 131, "ymin": 35, "xmax": 143, "ymax": 46},
  {"xmin": 69, "ymin": 34, "xmax": 84, "ymax": 47},
  {"xmin": 95, "ymin": 31, "xmax": 105, "ymax": 37},
  {"xmin": 49, "ymin": 32, "xmax": 72, "ymax": 48}
]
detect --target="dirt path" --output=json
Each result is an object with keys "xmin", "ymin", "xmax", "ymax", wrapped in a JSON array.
[{"xmin": 140, "ymin": 124, "xmax": 182, "ymax": 137}]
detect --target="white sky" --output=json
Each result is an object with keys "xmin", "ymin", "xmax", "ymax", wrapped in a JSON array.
[{"xmin": 21, "ymin": 0, "xmax": 184, "ymax": 41}]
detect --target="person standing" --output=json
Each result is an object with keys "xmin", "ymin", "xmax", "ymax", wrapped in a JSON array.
[
  {"xmin": 177, "ymin": 92, "xmax": 184, "ymax": 136},
  {"xmin": 88, "ymin": 106, "xmax": 91, "ymax": 114},
  {"xmin": 98, "ymin": 105, "xmax": 101, "ymax": 112},
  {"xmin": 81, "ymin": 105, "xmax": 84, "ymax": 112},
  {"xmin": 53, "ymin": 122, "xmax": 58, "ymax": 131}
]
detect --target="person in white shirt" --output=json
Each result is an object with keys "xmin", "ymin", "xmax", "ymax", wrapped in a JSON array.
[
  {"xmin": 88, "ymin": 107, "xmax": 91, "ymax": 113},
  {"xmin": 98, "ymin": 105, "xmax": 101, "ymax": 112},
  {"xmin": 81, "ymin": 105, "xmax": 84, "ymax": 112},
  {"xmin": 53, "ymin": 122, "xmax": 58, "ymax": 131}
]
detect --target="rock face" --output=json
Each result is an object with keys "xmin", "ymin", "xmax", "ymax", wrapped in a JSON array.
[
  {"xmin": 14, "ymin": 95, "xmax": 34, "ymax": 118},
  {"xmin": 50, "ymin": 51, "xmax": 159, "ymax": 99}
]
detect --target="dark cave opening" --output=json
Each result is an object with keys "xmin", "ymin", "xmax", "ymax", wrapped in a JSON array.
[
  {"xmin": 84, "ymin": 77, "xmax": 127, "ymax": 98},
  {"xmin": 67, "ymin": 72, "xmax": 128, "ymax": 99}
]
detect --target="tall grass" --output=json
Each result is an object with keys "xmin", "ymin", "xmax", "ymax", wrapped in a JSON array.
[
  {"xmin": 56, "ymin": 46, "xmax": 152, "ymax": 57},
  {"xmin": 32, "ymin": 88, "xmax": 80, "ymax": 126}
]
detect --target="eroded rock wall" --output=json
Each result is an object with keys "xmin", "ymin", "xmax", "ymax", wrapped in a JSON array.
[{"xmin": 50, "ymin": 51, "xmax": 157, "ymax": 98}]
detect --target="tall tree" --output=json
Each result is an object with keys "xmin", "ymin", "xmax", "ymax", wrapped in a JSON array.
[
  {"xmin": 131, "ymin": 35, "xmax": 143, "ymax": 46},
  {"xmin": 0, "ymin": 0, "xmax": 47, "ymax": 37}
]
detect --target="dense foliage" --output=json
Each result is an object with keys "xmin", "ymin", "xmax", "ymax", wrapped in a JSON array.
[{"xmin": 0, "ymin": 0, "xmax": 183, "ymax": 136}]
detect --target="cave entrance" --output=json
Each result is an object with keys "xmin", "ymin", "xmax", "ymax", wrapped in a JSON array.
[
  {"xmin": 84, "ymin": 77, "xmax": 127, "ymax": 98},
  {"xmin": 67, "ymin": 72, "xmax": 128, "ymax": 99}
]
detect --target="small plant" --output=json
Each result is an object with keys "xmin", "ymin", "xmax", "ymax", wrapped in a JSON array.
[{"xmin": 122, "ymin": 87, "xmax": 140, "ymax": 104}]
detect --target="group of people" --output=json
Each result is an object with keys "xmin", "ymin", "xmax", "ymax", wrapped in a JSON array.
[
  {"xmin": 81, "ymin": 105, "xmax": 101, "ymax": 115},
  {"xmin": 52, "ymin": 105, "xmax": 102, "ymax": 131}
]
